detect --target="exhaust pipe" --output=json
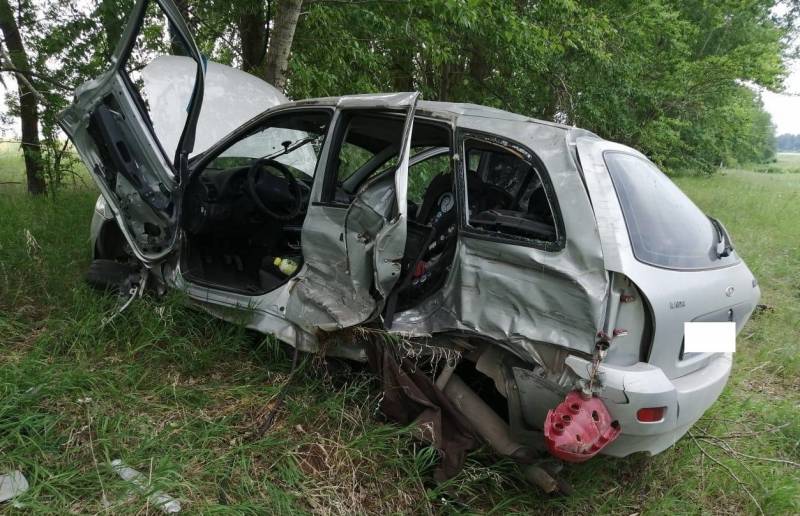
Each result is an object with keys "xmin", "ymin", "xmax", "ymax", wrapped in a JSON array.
[
  {"xmin": 441, "ymin": 373, "xmax": 562, "ymax": 493},
  {"xmin": 442, "ymin": 374, "xmax": 536, "ymax": 463}
]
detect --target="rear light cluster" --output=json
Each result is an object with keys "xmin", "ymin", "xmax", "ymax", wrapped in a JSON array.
[{"xmin": 636, "ymin": 406, "xmax": 666, "ymax": 422}]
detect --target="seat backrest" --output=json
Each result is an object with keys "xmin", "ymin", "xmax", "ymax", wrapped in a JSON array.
[{"xmin": 527, "ymin": 186, "xmax": 553, "ymax": 224}]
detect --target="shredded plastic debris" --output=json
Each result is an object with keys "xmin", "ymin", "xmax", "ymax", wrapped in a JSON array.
[
  {"xmin": 0, "ymin": 471, "xmax": 29, "ymax": 503},
  {"xmin": 111, "ymin": 459, "xmax": 181, "ymax": 513}
]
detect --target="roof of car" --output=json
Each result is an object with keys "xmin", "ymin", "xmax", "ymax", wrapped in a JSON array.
[{"xmin": 291, "ymin": 93, "xmax": 576, "ymax": 131}]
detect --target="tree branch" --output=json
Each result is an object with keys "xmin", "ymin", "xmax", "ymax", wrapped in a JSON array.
[
  {"xmin": 689, "ymin": 431, "xmax": 764, "ymax": 516},
  {"xmin": 0, "ymin": 46, "xmax": 46, "ymax": 103},
  {"xmin": 0, "ymin": 65, "xmax": 69, "ymax": 90}
]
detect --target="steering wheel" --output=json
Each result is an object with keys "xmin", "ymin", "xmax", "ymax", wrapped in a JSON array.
[{"xmin": 247, "ymin": 158, "xmax": 304, "ymax": 221}]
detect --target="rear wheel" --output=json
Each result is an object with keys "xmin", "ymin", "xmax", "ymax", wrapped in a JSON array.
[{"xmin": 85, "ymin": 259, "xmax": 136, "ymax": 292}]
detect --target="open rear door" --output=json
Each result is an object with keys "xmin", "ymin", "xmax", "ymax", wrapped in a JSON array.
[
  {"xmin": 347, "ymin": 95, "xmax": 418, "ymax": 298},
  {"xmin": 286, "ymin": 93, "xmax": 419, "ymax": 331},
  {"xmin": 59, "ymin": 0, "xmax": 204, "ymax": 264}
]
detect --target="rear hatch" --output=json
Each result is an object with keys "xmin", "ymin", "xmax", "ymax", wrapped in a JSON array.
[
  {"xmin": 573, "ymin": 134, "xmax": 760, "ymax": 378},
  {"xmin": 641, "ymin": 262, "xmax": 759, "ymax": 378}
]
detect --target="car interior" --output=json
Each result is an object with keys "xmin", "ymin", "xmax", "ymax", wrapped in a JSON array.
[
  {"xmin": 180, "ymin": 109, "xmax": 558, "ymax": 305},
  {"xmin": 181, "ymin": 110, "xmax": 330, "ymax": 293}
]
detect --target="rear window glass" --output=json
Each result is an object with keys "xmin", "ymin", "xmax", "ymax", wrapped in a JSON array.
[{"xmin": 604, "ymin": 152, "xmax": 736, "ymax": 269}]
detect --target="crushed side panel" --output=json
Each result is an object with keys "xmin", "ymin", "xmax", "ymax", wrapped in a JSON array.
[{"xmin": 392, "ymin": 118, "xmax": 608, "ymax": 360}]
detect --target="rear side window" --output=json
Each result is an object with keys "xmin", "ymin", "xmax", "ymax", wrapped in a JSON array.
[
  {"xmin": 604, "ymin": 152, "xmax": 736, "ymax": 269},
  {"xmin": 462, "ymin": 138, "xmax": 560, "ymax": 246}
]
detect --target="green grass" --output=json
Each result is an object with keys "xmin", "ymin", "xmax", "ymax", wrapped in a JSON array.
[{"xmin": 1, "ymin": 153, "xmax": 798, "ymax": 514}]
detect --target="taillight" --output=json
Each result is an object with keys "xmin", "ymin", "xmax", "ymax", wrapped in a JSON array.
[{"xmin": 636, "ymin": 407, "xmax": 666, "ymax": 422}]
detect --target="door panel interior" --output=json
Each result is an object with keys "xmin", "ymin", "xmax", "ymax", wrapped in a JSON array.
[{"xmin": 58, "ymin": 0, "xmax": 204, "ymax": 262}]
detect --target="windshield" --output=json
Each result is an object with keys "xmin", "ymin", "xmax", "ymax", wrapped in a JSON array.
[
  {"xmin": 204, "ymin": 111, "xmax": 330, "ymax": 178},
  {"xmin": 212, "ymin": 128, "xmax": 322, "ymax": 177},
  {"xmin": 604, "ymin": 152, "xmax": 739, "ymax": 269}
]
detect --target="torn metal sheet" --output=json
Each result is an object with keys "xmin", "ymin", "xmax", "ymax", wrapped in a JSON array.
[
  {"xmin": 391, "ymin": 117, "xmax": 608, "ymax": 359},
  {"xmin": 364, "ymin": 337, "xmax": 477, "ymax": 481},
  {"xmin": 0, "ymin": 471, "xmax": 28, "ymax": 503}
]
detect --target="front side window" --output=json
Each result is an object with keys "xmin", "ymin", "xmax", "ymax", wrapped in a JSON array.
[
  {"xmin": 604, "ymin": 152, "xmax": 738, "ymax": 269},
  {"xmin": 463, "ymin": 137, "xmax": 559, "ymax": 245}
]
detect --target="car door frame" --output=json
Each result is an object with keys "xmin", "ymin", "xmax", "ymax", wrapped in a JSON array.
[
  {"xmin": 284, "ymin": 93, "xmax": 419, "ymax": 331},
  {"xmin": 177, "ymin": 104, "xmax": 336, "ymax": 294},
  {"xmin": 58, "ymin": 0, "xmax": 204, "ymax": 264}
]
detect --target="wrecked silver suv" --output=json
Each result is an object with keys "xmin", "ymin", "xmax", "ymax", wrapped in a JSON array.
[{"xmin": 61, "ymin": 0, "xmax": 760, "ymax": 482}]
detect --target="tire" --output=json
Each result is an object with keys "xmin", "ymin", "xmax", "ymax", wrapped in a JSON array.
[{"xmin": 85, "ymin": 259, "xmax": 136, "ymax": 292}]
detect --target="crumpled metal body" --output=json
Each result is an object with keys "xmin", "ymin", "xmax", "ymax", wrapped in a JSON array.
[
  {"xmin": 389, "ymin": 103, "xmax": 608, "ymax": 360},
  {"xmin": 173, "ymin": 98, "xmax": 610, "ymax": 370}
]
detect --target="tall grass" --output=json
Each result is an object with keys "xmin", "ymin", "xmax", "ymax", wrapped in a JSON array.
[{"xmin": 0, "ymin": 154, "xmax": 798, "ymax": 513}]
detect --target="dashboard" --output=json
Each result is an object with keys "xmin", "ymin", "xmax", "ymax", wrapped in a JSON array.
[{"xmin": 183, "ymin": 164, "xmax": 312, "ymax": 235}]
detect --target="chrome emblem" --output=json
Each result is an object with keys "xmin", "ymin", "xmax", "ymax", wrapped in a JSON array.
[{"xmin": 725, "ymin": 286, "xmax": 735, "ymax": 297}]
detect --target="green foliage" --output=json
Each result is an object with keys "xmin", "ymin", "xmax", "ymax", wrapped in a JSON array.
[
  {"xmin": 289, "ymin": 0, "xmax": 788, "ymax": 172},
  {"xmin": 2, "ymin": 0, "xmax": 794, "ymax": 187},
  {"xmin": 751, "ymin": 151, "xmax": 800, "ymax": 173},
  {"xmin": 4, "ymin": 0, "xmax": 794, "ymax": 179}
]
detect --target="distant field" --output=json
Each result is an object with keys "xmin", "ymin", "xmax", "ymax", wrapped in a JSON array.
[
  {"xmin": 751, "ymin": 152, "xmax": 800, "ymax": 174},
  {"xmin": 0, "ymin": 141, "xmax": 88, "ymax": 190},
  {"xmin": 0, "ymin": 142, "xmax": 25, "ymax": 185},
  {"xmin": 1, "ymin": 149, "xmax": 798, "ymax": 513}
]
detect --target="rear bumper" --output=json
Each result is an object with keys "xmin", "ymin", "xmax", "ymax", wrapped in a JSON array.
[{"xmin": 565, "ymin": 353, "xmax": 732, "ymax": 457}]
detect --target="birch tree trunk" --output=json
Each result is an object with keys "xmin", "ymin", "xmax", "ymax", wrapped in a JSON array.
[
  {"xmin": 0, "ymin": 0, "xmax": 45, "ymax": 195},
  {"xmin": 264, "ymin": 0, "xmax": 302, "ymax": 91}
]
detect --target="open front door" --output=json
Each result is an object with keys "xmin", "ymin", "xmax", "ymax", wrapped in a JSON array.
[
  {"xmin": 59, "ymin": 0, "xmax": 204, "ymax": 264},
  {"xmin": 285, "ymin": 93, "xmax": 419, "ymax": 331}
]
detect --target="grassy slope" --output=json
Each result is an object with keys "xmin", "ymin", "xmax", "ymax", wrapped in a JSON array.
[{"xmin": 0, "ymin": 146, "xmax": 798, "ymax": 514}]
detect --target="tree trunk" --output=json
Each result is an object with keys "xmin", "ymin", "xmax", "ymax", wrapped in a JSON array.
[
  {"xmin": 264, "ymin": 0, "xmax": 302, "ymax": 91},
  {"xmin": 0, "ymin": 0, "xmax": 45, "ymax": 195},
  {"xmin": 237, "ymin": 2, "xmax": 268, "ymax": 76},
  {"xmin": 438, "ymin": 62, "xmax": 451, "ymax": 102},
  {"xmin": 389, "ymin": 46, "xmax": 414, "ymax": 91}
]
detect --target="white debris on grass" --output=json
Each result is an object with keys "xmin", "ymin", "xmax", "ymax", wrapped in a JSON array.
[
  {"xmin": 0, "ymin": 470, "xmax": 29, "ymax": 503},
  {"xmin": 111, "ymin": 459, "xmax": 181, "ymax": 513}
]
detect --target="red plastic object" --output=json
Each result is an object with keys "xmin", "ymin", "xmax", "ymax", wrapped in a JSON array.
[{"xmin": 543, "ymin": 391, "xmax": 621, "ymax": 463}]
